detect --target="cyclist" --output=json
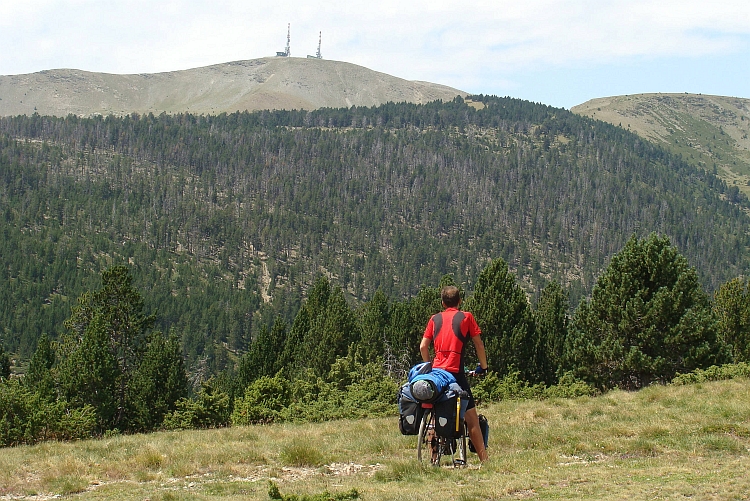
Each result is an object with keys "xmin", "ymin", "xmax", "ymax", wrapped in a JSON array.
[{"xmin": 420, "ymin": 285, "xmax": 489, "ymax": 462}]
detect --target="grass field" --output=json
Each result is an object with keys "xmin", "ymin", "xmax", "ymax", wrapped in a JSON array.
[{"xmin": 2, "ymin": 378, "xmax": 750, "ymax": 500}]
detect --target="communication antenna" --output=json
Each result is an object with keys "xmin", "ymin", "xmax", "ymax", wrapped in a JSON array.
[
  {"xmin": 307, "ymin": 31, "xmax": 322, "ymax": 59},
  {"xmin": 286, "ymin": 23, "xmax": 291, "ymax": 56},
  {"xmin": 276, "ymin": 23, "xmax": 290, "ymax": 57}
]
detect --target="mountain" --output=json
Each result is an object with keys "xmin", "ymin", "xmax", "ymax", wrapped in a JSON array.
[
  {"xmin": 572, "ymin": 94, "xmax": 750, "ymax": 197},
  {"xmin": 0, "ymin": 57, "xmax": 465, "ymax": 117},
  {"xmin": 3, "ymin": 97, "xmax": 749, "ymax": 370}
]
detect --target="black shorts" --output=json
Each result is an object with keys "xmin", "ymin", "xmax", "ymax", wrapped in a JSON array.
[{"xmin": 451, "ymin": 371, "xmax": 476, "ymax": 410}]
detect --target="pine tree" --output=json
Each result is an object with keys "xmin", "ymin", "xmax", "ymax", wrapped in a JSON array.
[
  {"xmin": 387, "ymin": 285, "xmax": 441, "ymax": 369},
  {"xmin": 59, "ymin": 265, "xmax": 158, "ymax": 430},
  {"xmin": 0, "ymin": 344, "xmax": 10, "ymax": 380},
  {"xmin": 566, "ymin": 234, "xmax": 730, "ymax": 389},
  {"xmin": 24, "ymin": 333, "xmax": 56, "ymax": 399},
  {"xmin": 355, "ymin": 290, "xmax": 390, "ymax": 363},
  {"xmin": 279, "ymin": 275, "xmax": 330, "ymax": 373},
  {"xmin": 235, "ymin": 316, "xmax": 288, "ymax": 390},
  {"xmin": 464, "ymin": 258, "xmax": 538, "ymax": 381},
  {"xmin": 713, "ymin": 277, "xmax": 750, "ymax": 362},
  {"xmin": 310, "ymin": 287, "xmax": 359, "ymax": 376},
  {"xmin": 57, "ymin": 315, "xmax": 119, "ymax": 431},
  {"xmin": 533, "ymin": 280, "xmax": 569, "ymax": 385},
  {"xmin": 277, "ymin": 305, "xmax": 311, "ymax": 375},
  {"xmin": 127, "ymin": 331, "xmax": 188, "ymax": 431}
]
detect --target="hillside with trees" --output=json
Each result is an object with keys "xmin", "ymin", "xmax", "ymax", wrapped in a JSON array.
[
  {"xmin": 4, "ymin": 233, "xmax": 750, "ymax": 446},
  {"xmin": 1, "ymin": 95, "xmax": 749, "ymax": 377},
  {"xmin": 572, "ymin": 93, "xmax": 750, "ymax": 197}
]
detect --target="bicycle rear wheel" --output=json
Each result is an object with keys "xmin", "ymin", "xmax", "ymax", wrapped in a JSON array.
[{"xmin": 416, "ymin": 408, "xmax": 433, "ymax": 463}]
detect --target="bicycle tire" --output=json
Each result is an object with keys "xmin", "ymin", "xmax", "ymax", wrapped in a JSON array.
[
  {"xmin": 456, "ymin": 422, "xmax": 468, "ymax": 466},
  {"xmin": 416, "ymin": 408, "xmax": 432, "ymax": 462},
  {"xmin": 418, "ymin": 411, "xmax": 474, "ymax": 467}
]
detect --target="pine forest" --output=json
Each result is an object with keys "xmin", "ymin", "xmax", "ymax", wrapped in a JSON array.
[{"xmin": 1, "ymin": 95, "xmax": 749, "ymax": 380}]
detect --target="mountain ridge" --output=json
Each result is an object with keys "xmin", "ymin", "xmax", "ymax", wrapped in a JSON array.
[
  {"xmin": 572, "ymin": 93, "xmax": 750, "ymax": 195},
  {"xmin": 0, "ymin": 57, "xmax": 466, "ymax": 117}
]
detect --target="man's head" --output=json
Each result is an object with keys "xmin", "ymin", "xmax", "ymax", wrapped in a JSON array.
[{"xmin": 441, "ymin": 286, "xmax": 461, "ymax": 308}]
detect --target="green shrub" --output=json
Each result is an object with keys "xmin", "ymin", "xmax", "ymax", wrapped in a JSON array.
[
  {"xmin": 0, "ymin": 380, "xmax": 97, "ymax": 446},
  {"xmin": 232, "ymin": 356, "xmax": 399, "ymax": 425},
  {"xmin": 471, "ymin": 370, "xmax": 596, "ymax": 404},
  {"xmin": 671, "ymin": 362, "xmax": 750, "ymax": 385},
  {"xmin": 231, "ymin": 374, "xmax": 291, "ymax": 425},
  {"xmin": 162, "ymin": 382, "xmax": 230, "ymax": 430},
  {"xmin": 472, "ymin": 371, "xmax": 545, "ymax": 402},
  {"xmin": 51, "ymin": 403, "xmax": 98, "ymax": 441},
  {"xmin": 0, "ymin": 379, "xmax": 45, "ymax": 446},
  {"xmin": 543, "ymin": 372, "xmax": 598, "ymax": 399},
  {"xmin": 323, "ymin": 359, "xmax": 399, "ymax": 420}
]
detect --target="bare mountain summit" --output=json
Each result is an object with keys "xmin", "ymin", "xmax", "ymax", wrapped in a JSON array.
[
  {"xmin": 0, "ymin": 57, "xmax": 465, "ymax": 117},
  {"xmin": 572, "ymin": 93, "xmax": 750, "ymax": 195}
]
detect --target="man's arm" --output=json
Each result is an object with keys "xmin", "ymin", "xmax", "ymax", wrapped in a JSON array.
[
  {"xmin": 472, "ymin": 335, "xmax": 488, "ymax": 370},
  {"xmin": 420, "ymin": 337, "xmax": 431, "ymax": 362}
]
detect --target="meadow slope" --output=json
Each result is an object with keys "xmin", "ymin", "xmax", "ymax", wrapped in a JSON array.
[{"xmin": 2, "ymin": 378, "xmax": 749, "ymax": 500}]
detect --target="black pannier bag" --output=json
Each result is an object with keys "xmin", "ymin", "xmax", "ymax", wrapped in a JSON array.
[
  {"xmin": 397, "ymin": 382, "xmax": 424, "ymax": 435},
  {"xmin": 433, "ymin": 390, "xmax": 467, "ymax": 439},
  {"xmin": 469, "ymin": 414, "xmax": 489, "ymax": 452}
]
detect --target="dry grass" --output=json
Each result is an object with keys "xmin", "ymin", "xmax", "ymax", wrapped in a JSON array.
[{"xmin": 2, "ymin": 379, "xmax": 750, "ymax": 500}]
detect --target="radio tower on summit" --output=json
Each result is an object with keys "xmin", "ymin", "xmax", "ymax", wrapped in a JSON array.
[
  {"xmin": 276, "ymin": 23, "xmax": 290, "ymax": 57},
  {"xmin": 307, "ymin": 32, "xmax": 322, "ymax": 59}
]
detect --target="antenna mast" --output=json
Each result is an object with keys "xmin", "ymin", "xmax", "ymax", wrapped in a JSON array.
[
  {"xmin": 286, "ymin": 23, "xmax": 291, "ymax": 57},
  {"xmin": 308, "ymin": 31, "xmax": 323, "ymax": 59},
  {"xmin": 276, "ymin": 23, "xmax": 291, "ymax": 57}
]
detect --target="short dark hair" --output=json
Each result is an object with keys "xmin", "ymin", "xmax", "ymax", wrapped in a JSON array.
[{"xmin": 441, "ymin": 286, "xmax": 461, "ymax": 308}]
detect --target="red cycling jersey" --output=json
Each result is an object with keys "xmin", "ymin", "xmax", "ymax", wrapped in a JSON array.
[{"xmin": 423, "ymin": 307, "xmax": 481, "ymax": 373}]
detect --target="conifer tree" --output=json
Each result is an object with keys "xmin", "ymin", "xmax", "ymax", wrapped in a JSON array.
[
  {"xmin": 277, "ymin": 305, "xmax": 311, "ymax": 375},
  {"xmin": 57, "ymin": 315, "xmax": 119, "ymax": 431},
  {"xmin": 59, "ymin": 265, "xmax": 161, "ymax": 431},
  {"xmin": 24, "ymin": 333, "xmax": 56, "ymax": 399},
  {"xmin": 127, "ymin": 331, "xmax": 188, "ymax": 431},
  {"xmin": 464, "ymin": 258, "xmax": 538, "ymax": 381},
  {"xmin": 279, "ymin": 275, "xmax": 331, "ymax": 373},
  {"xmin": 235, "ymin": 316, "xmax": 288, "ymax": 389},
  {"xmin": 533, "ymin": 281, "xmax": 569, "ymax": 385},
  {"xmin": 355, "ymin": 290, "xmax": 390, "ymax": 363},
  {"xmin": 310, "ymin": 286, "xmax": 359, "ymax": 376},
  {"xmin": 713, "ymin": 277, "xmax": 750, "ymax": 362},
  {"xmin": 566, "ymin": 234, "xmax": 729, "ymax": 389},
  {"xmin": 0, "ymin": 344, "xmax": 10, "ymax": 380},
  {"xmin": 387, "ymin": 285, "xmax": 441, "ymax": 368}
]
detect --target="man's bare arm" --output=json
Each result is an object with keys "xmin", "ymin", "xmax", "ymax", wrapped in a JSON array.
[
  {"xmin": 419, "ymin": 337, "xmax": 431, "ymax": 362},
  {"xmin": 472, "ymin": 335, "xmax": 488, "ymax": 369}
]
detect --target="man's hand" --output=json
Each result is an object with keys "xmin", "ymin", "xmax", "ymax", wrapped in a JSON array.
[{"xmin": 470, "ymin": 364, "xmax": 487, "ymax": 376}]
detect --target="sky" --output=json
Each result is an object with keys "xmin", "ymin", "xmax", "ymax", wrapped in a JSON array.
[{"xmin": 1, "ymin": 0, "xmax": 749, "ymax": 109}]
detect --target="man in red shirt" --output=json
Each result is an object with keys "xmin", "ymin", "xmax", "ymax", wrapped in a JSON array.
[{"xmin": 420, "ymin": 285, "xmax": 489, "ymax": 462}]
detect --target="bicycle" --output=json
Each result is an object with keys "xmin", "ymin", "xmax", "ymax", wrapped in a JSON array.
[
  {"xmin": 416, "ymin": 391, "xmax": 469, "ymax": 467},
  {"xmin": 417, "ymin": 367, "xmax": 486, "ymax": 468}
]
